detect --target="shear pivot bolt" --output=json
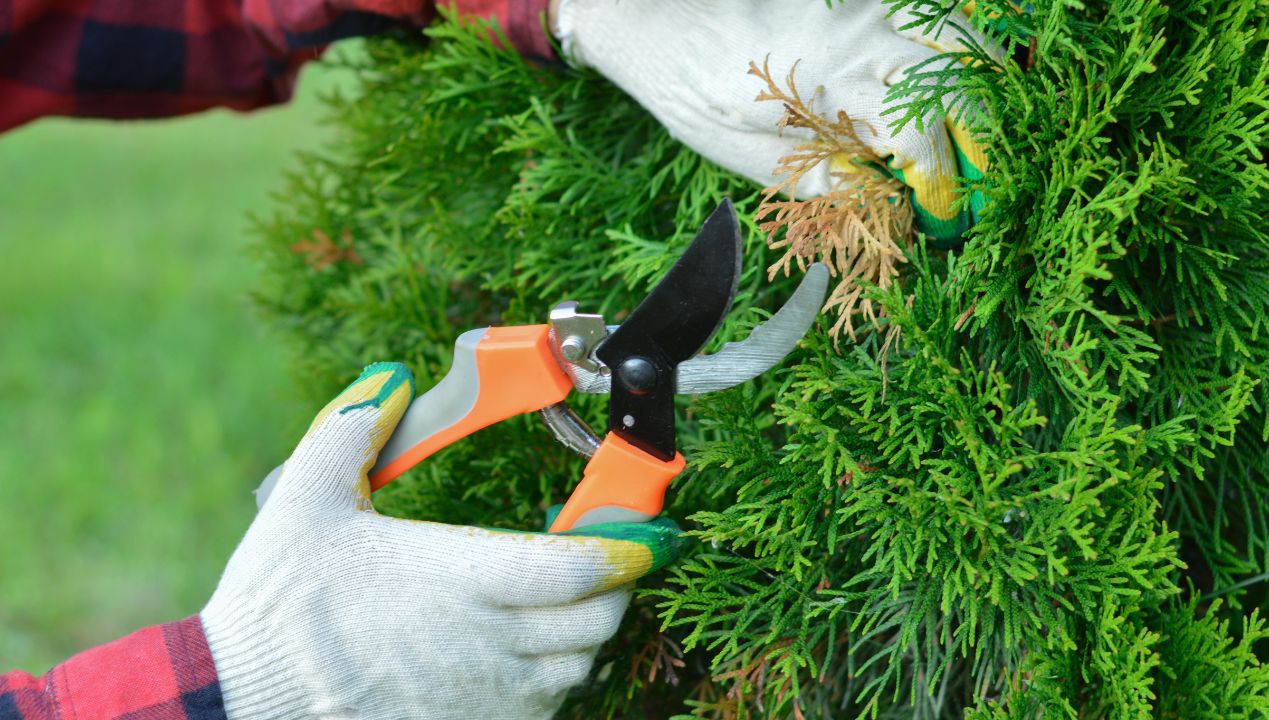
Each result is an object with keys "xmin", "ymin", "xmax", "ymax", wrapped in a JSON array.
[
  {"xmin": 559, "ymin": 336, "xmax": 586, "ymax": 362},
  {"xmin": 617, "ymin": 357, "xmax": 657, "ymax": 395}
]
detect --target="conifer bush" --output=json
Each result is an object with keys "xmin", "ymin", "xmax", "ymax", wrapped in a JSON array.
[{"xmin": 256, "ymin": 1, "xmax": 1268, "ymax": 717}]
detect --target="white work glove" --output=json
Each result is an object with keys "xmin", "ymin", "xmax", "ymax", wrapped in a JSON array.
[
  {"xmin": 556, "ymin": 0, "xmax": 997, "ymax": 244},
  {"xmin": 202, "ymin": 362, "xmax": 683, "ymax": 720}
]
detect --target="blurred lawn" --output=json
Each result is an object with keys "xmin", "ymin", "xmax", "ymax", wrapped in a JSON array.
[{"xmin": 0, "ymin": 61, "xmax": 352, "ymax": 672}]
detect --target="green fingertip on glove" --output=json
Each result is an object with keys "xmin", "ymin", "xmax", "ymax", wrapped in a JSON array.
[
  {"xmin": 302, "ymin": 361, "xmax": 417, "ymax": 447},
  {"xmin": 545, "ymin": 504, "xmax": 688, "ymax": 575},
  {"xmin": 948, "ymin": 119, "xmax": 990, "ymax": 222},
  {"xmin": 893, "ymin": 119, "xmax": 990, "ymax": 249},
  {"xmin": 338, "ymin": 361, "xmax": 417, "ymax": 414}
]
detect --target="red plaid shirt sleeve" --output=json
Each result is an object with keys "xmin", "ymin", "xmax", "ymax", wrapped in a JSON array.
[
  {"xmin": 0, "ymin": 0, "xmax": 554, "ymax": 132},
  {"xmin": 0, "ymin": 616, "xmax": 225, "ymax": 720}
]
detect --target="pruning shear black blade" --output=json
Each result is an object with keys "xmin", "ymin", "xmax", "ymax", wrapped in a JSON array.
[{"xmin": 597, "ymin": 199, "xmax": 742, "ymax": 460}]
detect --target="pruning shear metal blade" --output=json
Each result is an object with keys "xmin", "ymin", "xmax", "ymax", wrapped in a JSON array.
[{"xmin": 676, "ymin": 262, "xmax": 829, "ymax": 394}]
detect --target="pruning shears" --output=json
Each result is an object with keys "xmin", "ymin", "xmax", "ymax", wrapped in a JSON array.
[{"xmin": 258, "ymin": 199, "xmax": 828, "ymax": 531}]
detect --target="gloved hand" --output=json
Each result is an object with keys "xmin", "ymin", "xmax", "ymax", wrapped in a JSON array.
[
  {"xmin": 554, "ymin": 0, "xmax": 995, "ymax": 244},
  {"xmin": 202, "ymin": 362, "xmax": 683, "ymax": 720}
]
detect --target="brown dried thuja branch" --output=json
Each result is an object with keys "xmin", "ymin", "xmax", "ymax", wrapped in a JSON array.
[
  {"xmin": 751, "ymin": 57, "xmax": 914, "ymax": 341},
  {"xmin": 290, "ymin": 228, "xmax": 364, "ymax": 270},
  {"xmin": 628, "ymin": 630, "xmax": 686, "ymax": 686}
]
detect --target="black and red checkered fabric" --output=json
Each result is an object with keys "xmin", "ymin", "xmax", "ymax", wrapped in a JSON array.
[
  {"xmin": 0, "ymin": 616, "xmax": 224, "ymax": 720},
  {"xmin": 0, "ymin": 0, "xmax": 553, "ymax": 132}
]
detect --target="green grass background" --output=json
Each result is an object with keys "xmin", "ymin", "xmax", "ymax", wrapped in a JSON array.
[{"xmin": 0, "ymin": 61, "xmax": 351, "ymax": 672}]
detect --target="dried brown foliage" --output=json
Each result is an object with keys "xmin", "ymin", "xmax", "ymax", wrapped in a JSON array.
[
  {"xmin": 291, "ymin": 228, "xmax": 364, "ymax": 270},
  {"xmin": 628, "ymin": 630, "xmax": 686, "ymax": 686},
  {"xmin": 751, "ymin": 58, "xmax": 914, "ymax": 341}
]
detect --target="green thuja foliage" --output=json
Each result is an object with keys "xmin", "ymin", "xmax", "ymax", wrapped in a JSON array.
[{"xmin": 256, "ymin": 1, "xmax": 1268, "ymax": 717}]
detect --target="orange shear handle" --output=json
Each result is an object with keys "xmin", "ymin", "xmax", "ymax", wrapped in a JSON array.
[
  {"xmin": 367, "ymin": 324, "xmax": 682, "ymax": 533},
  {"xmin": 369, "ymin": 325, "xmax": 573, "ymax": 490},
  {"xmin": 548, "ymin": 434, "xmax": 685, "ymax": 531}
]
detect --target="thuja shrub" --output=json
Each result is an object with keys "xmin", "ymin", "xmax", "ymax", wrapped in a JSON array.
[{"xmin": 256, "ymin": 2, "xmax": 1268, "ymax": 717}]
